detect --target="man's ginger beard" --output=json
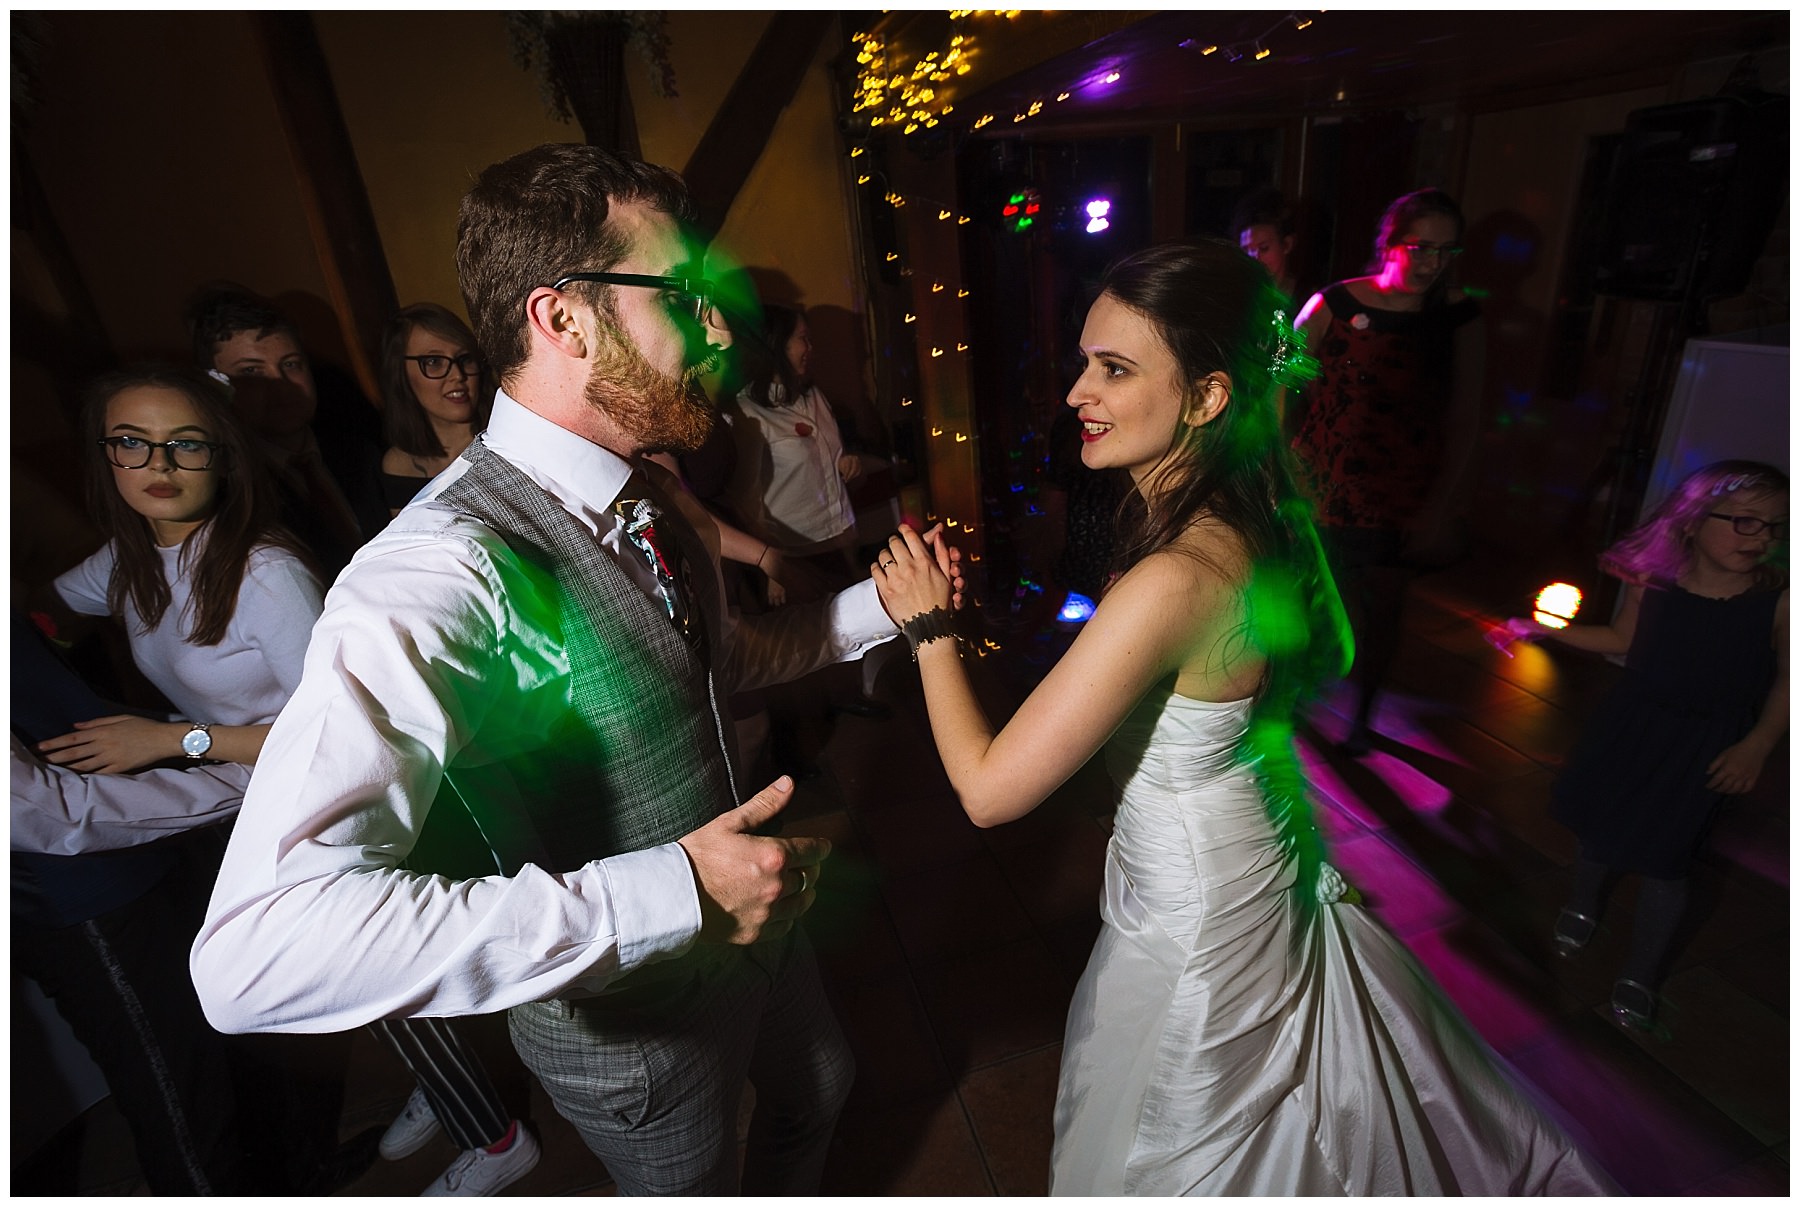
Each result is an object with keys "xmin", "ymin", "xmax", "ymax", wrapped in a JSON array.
[{"xmin": 583, "ymin": 324, "xmax": 716, "ymax": 454}]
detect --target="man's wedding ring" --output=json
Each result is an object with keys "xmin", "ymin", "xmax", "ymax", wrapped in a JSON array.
[{"xmin": 797, "ymin": 868, "xmax": 812, "ymax": 895}]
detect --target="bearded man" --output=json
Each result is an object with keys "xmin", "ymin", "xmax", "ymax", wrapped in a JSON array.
[{"xmin": 192, "ymin": 144, "xmax": 946, "ymax": 1194}]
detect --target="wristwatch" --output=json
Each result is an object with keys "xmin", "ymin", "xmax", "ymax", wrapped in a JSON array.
[{"xmin": 181, "ymin": 721, "xmax": 214, "ymax": 760}]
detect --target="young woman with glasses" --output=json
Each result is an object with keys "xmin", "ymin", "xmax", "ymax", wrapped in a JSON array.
[
  {"xmin": 1288, "ymin": 187, "xmax": 1487, "ymax": 754},
  {"xmin": 378, "ymin": 303, "xmax": 495, "ymax": 516},
  {"xmin": 36, "ymin": 365, "xmax": 323, "ymax": 774}
]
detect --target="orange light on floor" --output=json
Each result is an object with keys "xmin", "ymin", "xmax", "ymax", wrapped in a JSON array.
[{"xmin": 1533, "ymin": 582, "xmax": 1583, "ymax": 629}]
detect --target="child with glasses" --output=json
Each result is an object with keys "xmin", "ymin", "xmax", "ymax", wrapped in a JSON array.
[
  {"xmin": 1492, "ymin": 459, "xmax": 1788, "ymax": 1030},
  {"xmin": 38, "ymin": 365, "xmax": 323, "ymax": 775}
]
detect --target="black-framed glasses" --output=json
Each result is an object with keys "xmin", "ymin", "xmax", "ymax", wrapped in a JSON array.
[
  {"xmin": 405, "ymin": 353, "xmax": 483, "ymax": 380},
  {"xmin": 1708, "ymin": 512, "xmax": 1787, "ymax": 537},
  {"xmin": 97, "ymin": 436, "xmax": 222, "ymax": 471},
  {"xmin": 1399, "ymin": 242, "xmax": 1463, "ymax": 260},
  {"xmin": 550, "ymin": 272, "xmax": 716, "ymax": 324}
]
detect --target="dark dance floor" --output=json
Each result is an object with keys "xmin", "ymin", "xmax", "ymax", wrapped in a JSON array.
[{"xmin": 22, "ymin": 557, "xmax": 1788, "ymax": 1195}]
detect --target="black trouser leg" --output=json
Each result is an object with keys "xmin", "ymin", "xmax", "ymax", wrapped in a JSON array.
[
  {"xmin": 14, "ymin": 872, "xmax": 244, "ymax": 1194},
  {"xmin": 372, "ymin": 1016, "xmax": 511, "ymax": 1151}
]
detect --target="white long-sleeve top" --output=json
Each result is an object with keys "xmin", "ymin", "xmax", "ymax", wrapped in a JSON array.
[
  {"xmin": 55, "ymin": 540, "xmax": 323, "ymax": 727},
  {"xmin": 191, "ymin": 391, "xmax": 898, "ymax": 1034}
]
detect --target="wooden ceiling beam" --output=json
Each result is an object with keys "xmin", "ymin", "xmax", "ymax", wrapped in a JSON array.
[
  {"xmin": 681, "ymin": 13, "xmax": 838, "ymax": 240},
  {"xmin": 252, "ymin": 11, "xmax": 397, "ymax": 401}
]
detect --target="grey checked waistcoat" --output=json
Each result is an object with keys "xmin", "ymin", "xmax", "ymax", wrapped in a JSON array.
[{"xmin": 427, "ymin": 438, "xmax": 739, "ymax": 879}]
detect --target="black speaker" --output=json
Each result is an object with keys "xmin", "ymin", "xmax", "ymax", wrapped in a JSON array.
[{"xmin": 1592, "ymin": 95, "xmax": 1786, "ymax": 302}]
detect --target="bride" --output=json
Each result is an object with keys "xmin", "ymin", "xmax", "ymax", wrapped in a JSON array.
[{"xmin": 872, "ymin": 241, "xmax": 1613, "ymax": 1195}]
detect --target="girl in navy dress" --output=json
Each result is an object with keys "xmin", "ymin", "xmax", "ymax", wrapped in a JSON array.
[{"xmin": 1495, "ymin": 460, "xmax": 1788, "ymax": 1029}]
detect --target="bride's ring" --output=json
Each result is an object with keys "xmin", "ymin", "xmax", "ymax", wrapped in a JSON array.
[{"xmin": 880, "ymin": 558, "xmax": 896, "ymax": 568}]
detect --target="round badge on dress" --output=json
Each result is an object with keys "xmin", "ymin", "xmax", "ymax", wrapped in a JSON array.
[
  {"xmin": 1350, "ymin": 313, "xmax": 1371, "ymax": 331},
  {"xmin": 794, "ymin": 422, "xmax": 813, "ymax": 437}
]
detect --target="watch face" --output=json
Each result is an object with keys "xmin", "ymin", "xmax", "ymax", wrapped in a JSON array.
[{"xmin": 182, "ymin": 726, "xmax": 212, "ymax": 757}]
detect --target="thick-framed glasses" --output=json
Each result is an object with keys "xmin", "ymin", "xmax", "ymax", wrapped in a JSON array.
[
  {"xmin": 1399, "ymin": 242, "xmax": 1463, "ymax": 260},
  {"xmin": 405, "ymin": 353, "xmax": 483, "ymax": 380},
  {"xmin": 550, "ymin": 272, "xmax": 716, "ymax": 324},
  {"xmin": 97, "ymin": 436, "xmax": 222, "ymax": 471},
  {"xmin": 1708, "ymin": 512, "xmax": 1787, "ymax": 537}
]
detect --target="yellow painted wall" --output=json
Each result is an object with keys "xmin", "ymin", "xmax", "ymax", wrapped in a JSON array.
[
  {"xmin": 22, "ymin": 11, "xmax": 867, "ymax": 379},
  {"xmin": 694, "ymin": 21, "xmax": 863, "ymax": 314},
  {"xmin": 21, "ymin": 11, "xmax": 334, "ymax": 362},
  {"xmin": 633, "ymin": 11, "xmax": 768, "ymax": 172},
  {"xmin": 314, "ymin": 10, "xmax": 864, "ymax": 336},
  {"xmin": 314, "ymin": 12, "xmax": 570, "ymax": 327}
]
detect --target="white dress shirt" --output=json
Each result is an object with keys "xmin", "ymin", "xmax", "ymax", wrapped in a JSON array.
[
  {"xmin": 192, "ymin": 390, "xmax": 898, "ymax": 1034},
  {"xmin": 11, "ymin": 734, "xmax": 251, "ymax": 856}
]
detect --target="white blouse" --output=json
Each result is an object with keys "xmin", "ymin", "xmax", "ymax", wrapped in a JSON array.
[
  {"xmin": 730, "ymin": 384, "xmax": 857, "ymax": 546},
  {"xmin": 54, "ymin": 537, "xmax": 324, "ymax": 726}
]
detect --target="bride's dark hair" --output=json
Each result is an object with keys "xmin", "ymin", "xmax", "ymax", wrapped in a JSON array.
[
  {"xmin": 1097, "ymin": 240, "xmax": 1349, "ymax": 885},
  {"xmin": 1103, "ymin": 240, "xmax": 1297, "ymax": 575}
]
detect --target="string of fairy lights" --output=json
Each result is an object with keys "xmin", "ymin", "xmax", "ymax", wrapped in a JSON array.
[
  {"xmin": 849, "ymin": 11, "xmax": 1323, "ymax": 629},
  {"xmin": 850, "ymin": 11, "xmax": 1324, "ymax": 145},
  {"xmin": 846, "ymin": 8, "xmax": 1330, "ymax": 359}
]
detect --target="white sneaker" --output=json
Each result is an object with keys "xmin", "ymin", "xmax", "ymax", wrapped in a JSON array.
[
  {"xmin": 421, "ymin": 1124, "xmax": 540, "ymax": 1197},
  {"xmin": 380, "ymin": 1087, "xmax": 443, "ymax": 1161}
]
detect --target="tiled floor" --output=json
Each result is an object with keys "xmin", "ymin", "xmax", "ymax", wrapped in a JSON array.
[{"xmin": 21, "ymin": 558, "xmax": 1789, "ymax": 1195}]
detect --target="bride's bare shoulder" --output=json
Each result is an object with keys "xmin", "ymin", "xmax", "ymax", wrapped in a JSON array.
[
  {"xmin": 1107, "ymin": 519, "xmax": 1251, "ymax": 614},
  {"xmin": 1154, "ymin": 517, "xmax": 1252, "ymax": 580}
]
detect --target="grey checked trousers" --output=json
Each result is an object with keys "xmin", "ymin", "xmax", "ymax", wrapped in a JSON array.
[{"xmin": 508, "ymin": 929, "xmax": 853, "ymax": 1195}]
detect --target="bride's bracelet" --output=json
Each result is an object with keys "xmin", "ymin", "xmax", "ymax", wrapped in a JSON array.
[{"xmin": 900, "ymin": 606, "xmax": 960, "ymax": 660}]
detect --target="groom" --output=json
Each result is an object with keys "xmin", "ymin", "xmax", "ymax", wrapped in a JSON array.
[{"xmin": 193, "ymin": 143, "xmax": 911, "ymax": 1193}]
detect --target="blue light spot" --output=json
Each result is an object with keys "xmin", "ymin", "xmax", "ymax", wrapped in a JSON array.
[
  {"xmin": 1058, "ymin": 592, "xmax": 1096, "ymax": 623},
  {"xmin": 1495, "ymin": 233, "xmax": 1535, "ymax": 263}
]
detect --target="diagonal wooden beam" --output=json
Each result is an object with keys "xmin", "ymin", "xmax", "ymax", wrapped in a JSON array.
[
  {"xmin": 252, "ymin": 11, "xmax": 398, "ymax": 401},
  {"xmin": 680, "ymin": 13, "xmax": 838, "ymax": 240}
]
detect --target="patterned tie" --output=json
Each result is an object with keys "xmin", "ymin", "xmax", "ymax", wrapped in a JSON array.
[{"xmin": 611, "ymin": 480, "xmax": 702, "ymax": 654}]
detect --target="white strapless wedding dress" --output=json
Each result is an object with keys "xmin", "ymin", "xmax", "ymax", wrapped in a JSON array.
[{"xmin": 1049, "ymin": 691, "xmax": 1614, "ymax": 1195}]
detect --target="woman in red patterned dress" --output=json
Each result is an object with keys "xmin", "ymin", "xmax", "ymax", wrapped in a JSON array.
[{"xmin": 1290, "ymin": 188, "xmax": 1487, "ymax": 754}]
